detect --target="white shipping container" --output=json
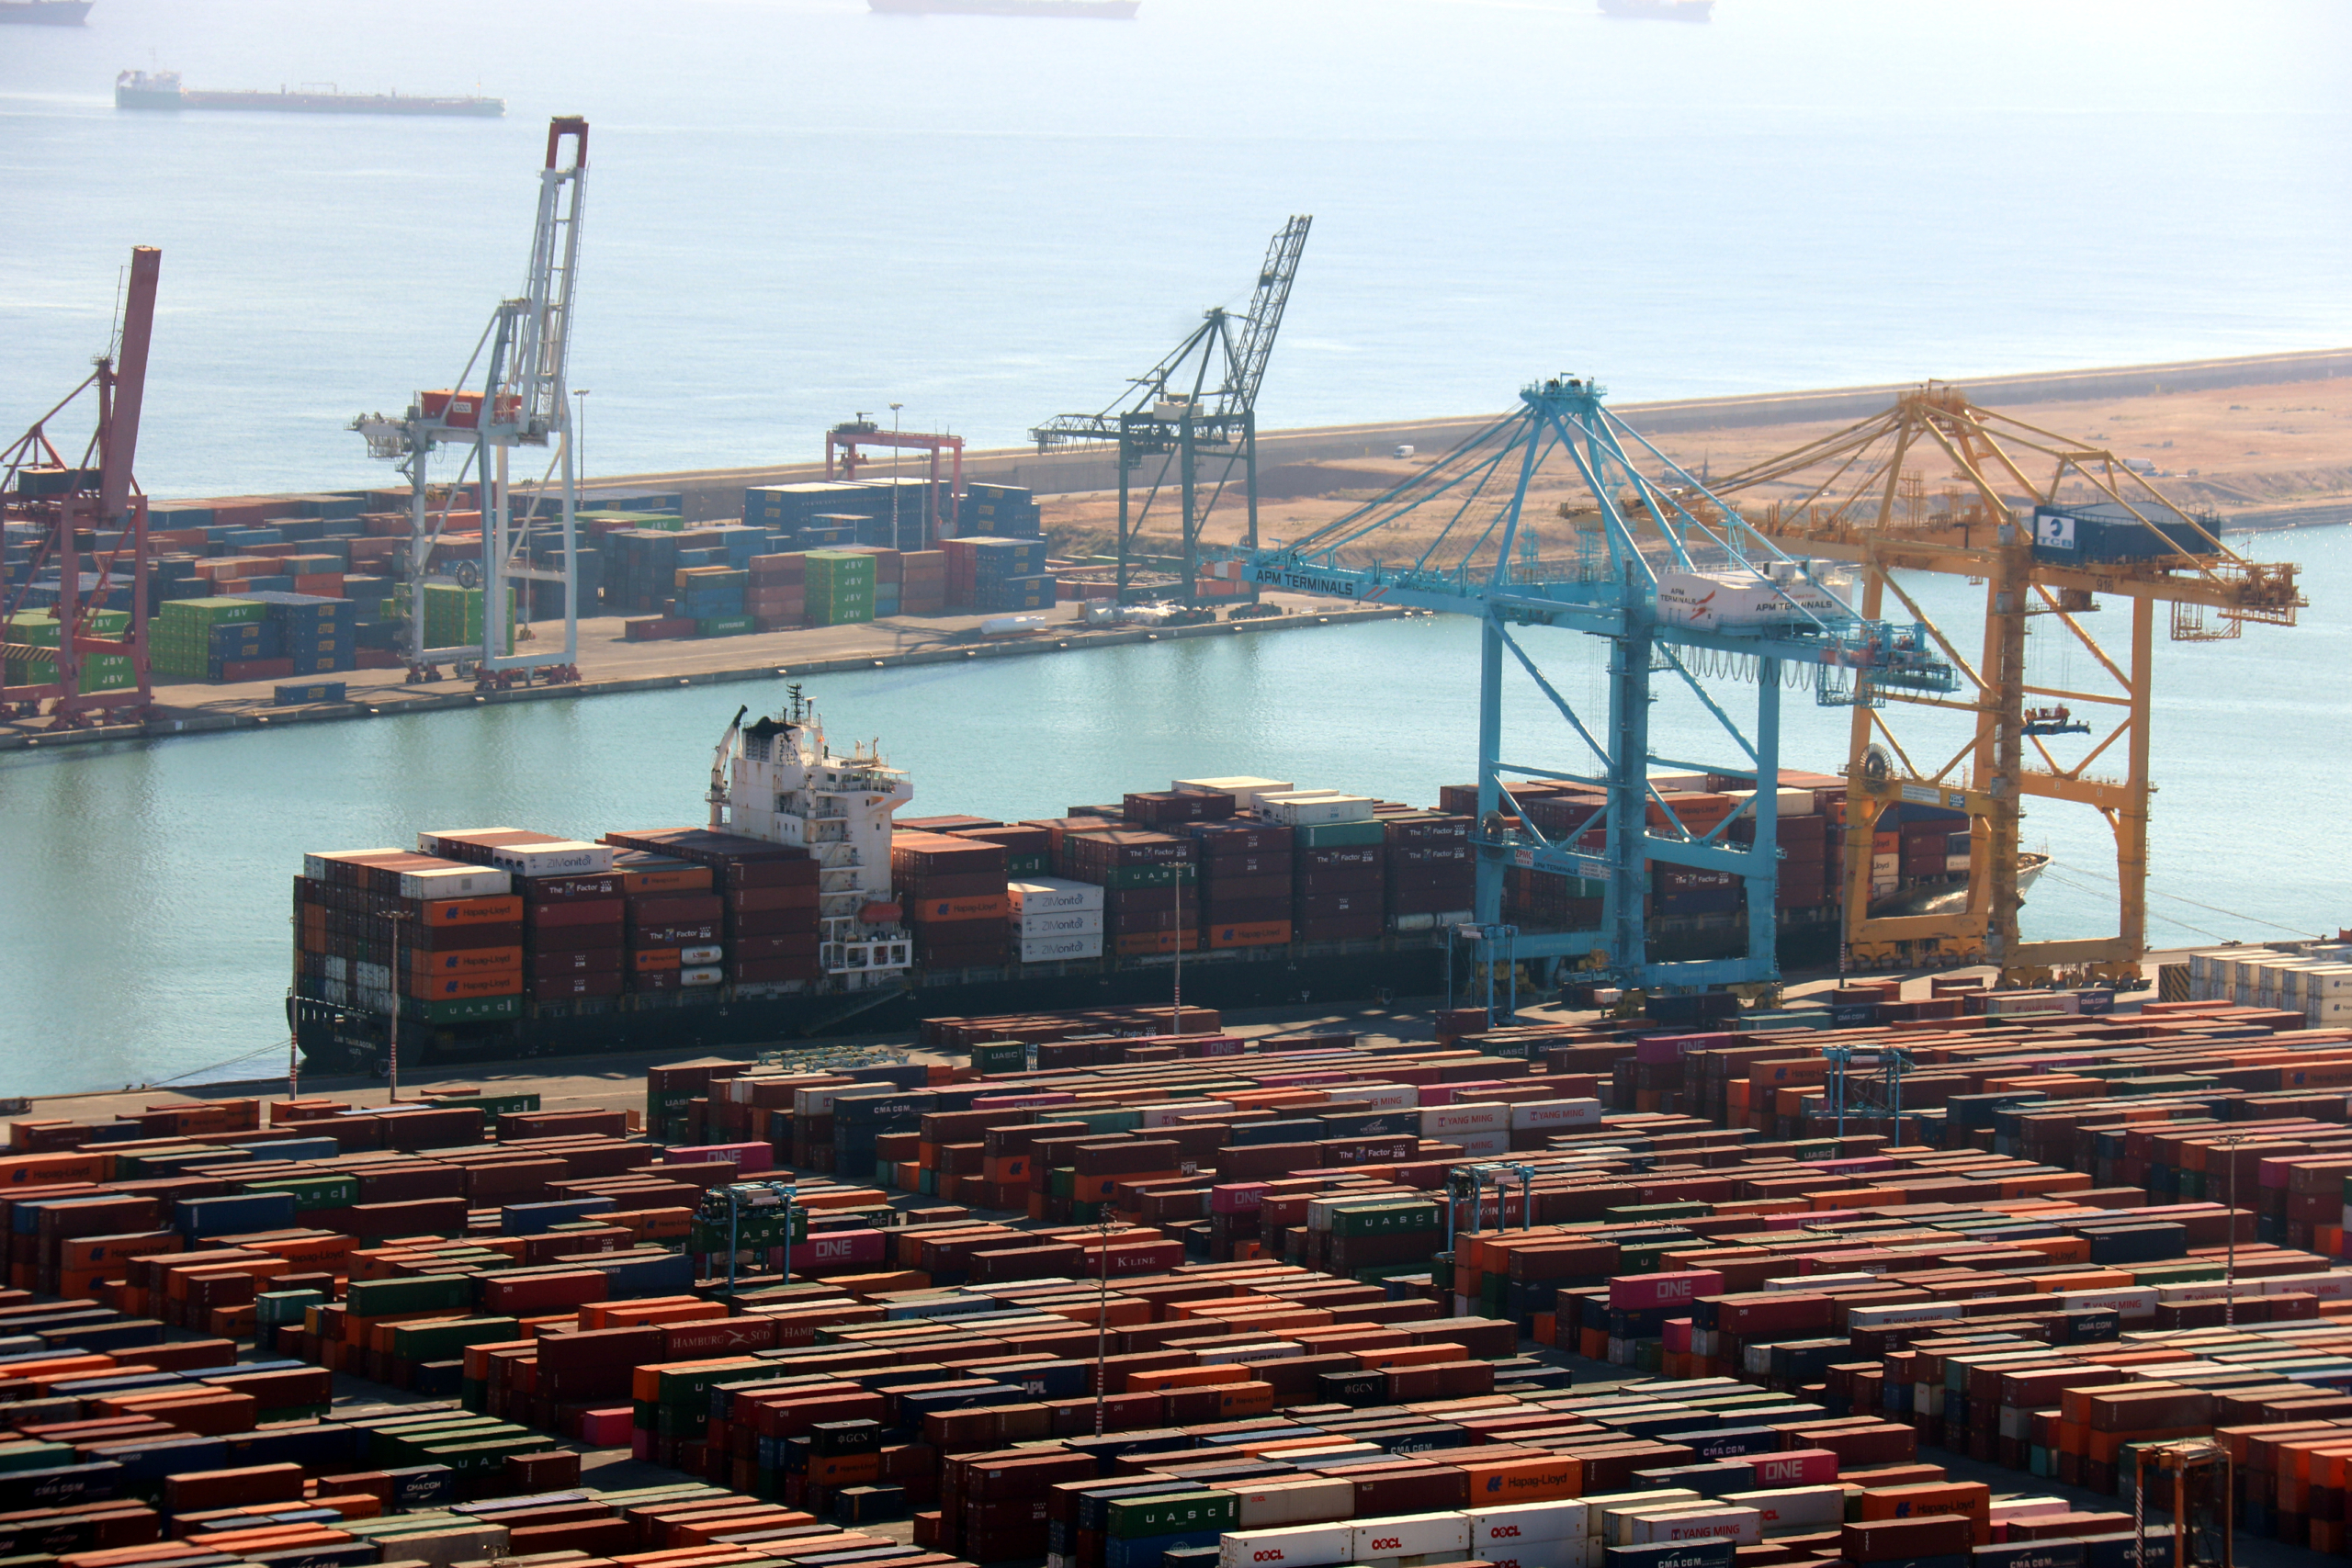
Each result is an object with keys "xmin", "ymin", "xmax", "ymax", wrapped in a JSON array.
[
  {"xmin": 679, "ymin": 944, "xmax": 725, "ymax": 965},
  {"xmin": 489, "ymin": 840, "xmax": 613, "ymax": 876},
  {"xmin": 1220, "ymin": 1524, "xmax": 1351, "ymax": 1568},
  {"xmin": 1351, "ymin": 1514, "xmax": 1469, "ymax": 1561},
  {"xmin": 1017, "ymin": 908, "xmax": 1104, "ymax": 936},
  {"xmin": 1625, "ymin": 1506, "xmax": 1761, "ymax": 1547},
  {"xmin": 1723, "ymin": 1486, "xmax": 1842, "ymax": 1536},
  {"xmin": 1945, "ymin": 853, "xmax": 1973, "ymax": 873},
  {"xmin": 1174, "ymin": 776, "xmax": 1296, "ymax": 810},
  {"xmin": 1719, "ymin": 787, "xmax": 1817, "ymax": 818},
  {"xmin": 1421, "ymin": 1101, "xmax": 1510, "ymax": 1136},
  {"xmin": 2260, "ymin": 1270, "xmax": 2352, "ymax": 1302},
  {"xmin": 1582, "ymin": 1491, "xmax": 1700, "ymax": 1538},
  {"xmin": 1231, "ymin": 1478, "xmax": 1353, "ymax": 1529},
  {"xmin": 1019, "ymin": 934, "xmax": 1104, "ymax": 964},
  {"xmin": 1509, "ymin": 1098, "xmax": 1603, "ymax": 1131},
  {"xmin": 1466, "ymin": 1500, "xmax": 1589, "ymax": 1542},
  {"xmin": 1482, "ymin": 1540, "xmax": 1593, "ymax": 1568},
  {"xmin": 1322, "ymin": 1082, "xmax": 1417, "ymax": 1111},
  {"xmin": 1847, "ymin": 1302, "xmax": 1973, "ymax": 1330},
  {"xmin": 1007, "ymin": 876, "xmax": 1106, "ymax": 914},
  {"xmin": 396, "ymin": 865, "xmax": 513, "ymax": 900},
  {"xmin": 1448, "ymin": 1129, "xmax": 1513, "ymax": 1157},
  {"xmin": 1140, "ymin": 1099, "xmax": 1235, "ymax": 1128},
  {"xmin": 1870, "ymin": 853, "xmax": 1899, "ymax": 878},
  {"xmin": 1657, "ymin": 570, "xmax": 1840, "ymax": 630},
  {"xmin": 2057, "ymin": 1287, "xmax": 2158, "ymax": 1318},
  {"xmin": 680, "ymin": 966, "xmax": 723, "ymax": 987},
  {"xmin": 1258, "ymin": 791, "xmax": 1377, "ymax": 825}
]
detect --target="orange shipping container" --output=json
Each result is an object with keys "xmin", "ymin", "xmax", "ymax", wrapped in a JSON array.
[
  {"xmin": 419, "ymin": 895, "xmax": 523, "ymax": 928},
  {"xmin": 1208, "ymin": 920, "xmax": 1292, "ymax": 949}
]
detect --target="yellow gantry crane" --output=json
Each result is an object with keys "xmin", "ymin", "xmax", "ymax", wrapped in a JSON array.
[{"xmin": 1710, "ymin": 385, "xmax": 2304, "ymax": 986}]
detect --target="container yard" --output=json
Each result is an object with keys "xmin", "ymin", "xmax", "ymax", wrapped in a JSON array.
[{"xmin": 8, "ymin": 982, "xmax": 2352, "ymax": 1568}]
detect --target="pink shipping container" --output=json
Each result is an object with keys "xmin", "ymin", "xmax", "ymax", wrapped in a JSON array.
[
  {"xmin": 1609, "ymin": 1269, "xmax": 1726, "ymax": 1311},
  {"xmin": 1211, "ymin": 1182, "xmax": 1270, "ymax": 1214},
  {"xmin": 1747, "ymin": 1448, "xmax": 1840, "ymax": 1487},
  {"xmin": 789, "ymin": 1226, "xmax": 887, "ymax": 1272},
  {"xmin": 663, "ymin": 1141, "xmax": 775, "ymax": 1172}
]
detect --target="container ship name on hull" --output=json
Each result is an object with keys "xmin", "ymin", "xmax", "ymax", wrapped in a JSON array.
[
  {"xmin": 115, "ymin": 70, "xmax": 503, "ymax": 118},
  {"xmin": 288, "ymin": 697, "xmax": 2011, "ymax": 1070}
]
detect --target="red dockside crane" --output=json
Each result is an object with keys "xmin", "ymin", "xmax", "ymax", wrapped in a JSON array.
[{"xmin": 2, "ymin": 245, "xmax": 162, "ymax": 728}]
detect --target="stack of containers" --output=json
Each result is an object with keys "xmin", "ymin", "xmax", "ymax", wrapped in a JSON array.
[
  {"xmin": 3, "ymin": 609, "xmax": 134, "ymax": 691},
  {"xmin": 742, "ymin": 481, "xmax": 878, "ymax": 537},
  {"xmin": 413, "ymin": 583, "xmax": 514, "ymax": 654},
  {"xmin": 1382, "ymin": 811, "xmax": 1476, "ymax": 931},
  {"xmin": 944, "ymin": 537, "xmax": 1050, "ymax": 611},
  {"xmin": 806, "ymin": 550, "xmax": 877, "ymax": 626},
  {"xmin": 747, "ymin": 551, "xmax": 806, "ymax": 630},
  {"xmin": 893, "ymin": 831, "xmax": 1010, "ymax": 970},
  {"xmin": 151, "ymin": 598, "xmax": 266, "ymax": 680},
  {"xmin": 673, "ymin": 565, "xmax": 750, "ymax": 636},
  {"xmin": 1067, "ymin": 829, "xmax": 1198, "ymax": 956},
  {"xmin": 419, "ymin": 829, "xmax": 622, "ymax": 1006},
  {"xmin": 1261, "ymin": 793, "xmax": 1385, "ymax": 944},
  {"xmin": 247, "ymin": 592, "xmax": 356, "ymax": 675},
  {"xmin": 610, "ymin": 528, "xmax": 684, "ymax": 614},
  {"xmin": 1006, "ymin": 877, "xmax": 1105, "ymax": 964},
  {"xmin": 1185, "ymin": 818, "xmax": 1293, "ymax": 950},
  {"xmin": 899, "ymin": 549, "xmax": 947, "ymax": 615},
  {"xmin": 959, "ymin": 482, "xmax": 1040, "ymax": 537},
  {"xmin": 292, "ymin": 850, "xmax": 520, "ymax": 1026},
  {"xmin": 609, "ymin": 847, "xmax": 728, "ymax": 997},
  {"xmin": 802, "ymin": 513, "xmax": 863, "ymax": 548},
  {"xmin": 864, "ymin": 549, "xmax": 903, "ymax": 617},
  {"xmin": 1725, "ymin": 785, "xmax": 1833, "ymax": 910},
  {"xmin": 947, "ymin": 821, "xmax": 1052, "ymax": 878}
]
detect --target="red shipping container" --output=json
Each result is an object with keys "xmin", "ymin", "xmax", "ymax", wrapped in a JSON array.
[{"xmin": 529, "ymin": 972, "xmax": 624, "ymax": 1002}]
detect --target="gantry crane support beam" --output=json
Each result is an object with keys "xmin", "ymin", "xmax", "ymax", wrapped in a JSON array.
[
  {"xmin": 1233, "ymin": 378, "xmax": 1960, "ymax": 993},
  {"xmin": 1712, "ymin": 385, "xmax": 2305, "ymax": 984}
]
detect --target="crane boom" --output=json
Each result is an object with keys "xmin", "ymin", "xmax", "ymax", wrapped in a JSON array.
[
  {"xmin": 1224, "ymin": 214, "xmax": 1309, "ymax": 417},
  {"xmin": 1027, "ymin": 216, "xmax": 1312, "ymax": 606}
]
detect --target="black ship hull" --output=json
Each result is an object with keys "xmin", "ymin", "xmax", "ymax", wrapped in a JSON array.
[{"xmin": 290, "ymin": 911, "xmax": 1840, "ymax": 1073}]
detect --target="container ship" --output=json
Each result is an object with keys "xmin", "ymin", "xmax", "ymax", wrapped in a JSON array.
[
  {"xmin": 114, "ymin": 70, "xmax": 504, "ymax": 118},
  {"xmin": 868, "ymin": 0, "xmax": 1139, "ymax": 17},
  {"xmin": 288, "ymin": 691, "xmax": 2030, "ymax": 1072},
  {"xmin": 0, "ymin": 1, "xmax": 93, "ymax": 24}
]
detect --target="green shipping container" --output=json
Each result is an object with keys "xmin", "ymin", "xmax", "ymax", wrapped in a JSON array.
[
  {"xmin": 698, "ymin": 614, "xmax": 755, "ymax": 637},
  {"xmin": 1094, "ymin": 864, "xmax": 1196, "ymax": 888},
  {"xmin": 345, "ymin": 1273, "xmax": 474, "ymax": 1316},
  {"xmin": 1329, "ymin": 1201, "xmax": 1442, "ymax": 1237},
  {"xmin": 241, "ymin": 1175, "xmax": 361, "ymax": 1210},
  {"xmin": 968, "ymin": 1042, "xmax": 1026, "ymax": 1074},
  {"xmin": 1106, "ymin": 1492, "xmax": 1238, "ymax": 1539},
  {"xmin": 400, "ymin": 995, "xmax": 521, "ymax": 1025}
]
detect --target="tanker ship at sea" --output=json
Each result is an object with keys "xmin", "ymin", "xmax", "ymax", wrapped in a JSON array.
[{"xmin": 286, "ymin": 691, "xmax": 2037, "ymax": 1072}]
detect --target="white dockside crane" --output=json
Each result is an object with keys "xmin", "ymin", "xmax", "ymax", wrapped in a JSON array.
[{"xmin": 355, "ymin": 116, "xmax": 589, "ymax": 687}]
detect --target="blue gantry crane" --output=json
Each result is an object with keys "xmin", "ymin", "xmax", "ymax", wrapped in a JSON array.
[{"xmin": 1236, "ymin": 377, "xmax": 1959, "ymax": 995}]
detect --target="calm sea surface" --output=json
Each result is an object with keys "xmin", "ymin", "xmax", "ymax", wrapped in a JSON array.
[{"xmin": 1, "ymin": 0, "xmax": 2346, "ymax": 1091}]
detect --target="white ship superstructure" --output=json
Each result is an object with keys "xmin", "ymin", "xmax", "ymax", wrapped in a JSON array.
[{"xmin": 720, "ymin": 692, "xmax": 913, "ymax": 987}]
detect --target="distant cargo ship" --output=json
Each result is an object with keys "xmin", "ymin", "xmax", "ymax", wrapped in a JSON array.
[
  {"xmin": 114, "ymin": 69, "xmax": 504, "ymax": 118},
  {"xmin": 0, "ymin": 1, "xmax": 93, "ymax": 24},
  {"xmin": 868, "ymin": 0, "xmax": 1139, "ymax": 17},
  {"xmin": 1599, "ymin": 0, "xmax": 1713, "ymax": 19}
]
